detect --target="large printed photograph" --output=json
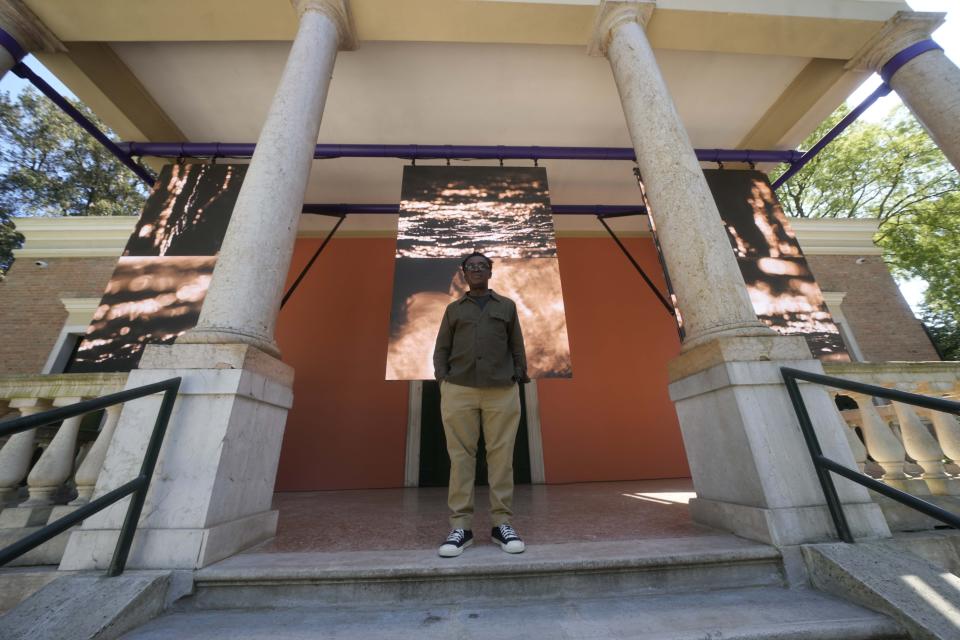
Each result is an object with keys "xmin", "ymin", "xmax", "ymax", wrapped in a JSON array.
[
  {"xmin": 68, "ymin": 163, "xmax": 247, "ymax": 373},
  {"xmin": 704, "ymin": 169, "xmax": 849, "ymax": 361},
  {"xmin": 386, "ymin": 166, "xmax": 573, "ymax": 380}
]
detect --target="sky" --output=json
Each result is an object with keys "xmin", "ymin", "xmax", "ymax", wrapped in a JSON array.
[{"xmin": 1, "ymin": 0, "xmax": 957, "ymax": 313}]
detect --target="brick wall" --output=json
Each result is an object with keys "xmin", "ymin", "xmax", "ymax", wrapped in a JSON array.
[
  {"xmin": 0, "ymin": 257, "xmax": 117, "ymax": 374},
  {"xmin": 805, "ymin": 254, "xmax": 939, "ymax": 362}
]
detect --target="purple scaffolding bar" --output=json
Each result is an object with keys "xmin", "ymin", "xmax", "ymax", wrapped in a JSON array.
[
  {"xmin": 771, "ymin": 38, "xmax": 943, "ymax": 191},
  {"xmin": 11, "ymin": 66, "xmax": 156, "ymax": 185},
  {"xmin": 300, "ymin": 203, "xmax": 646, "ymax": 216},
  {"xmin": 121, "ymin": 142, "xmax": 804, "ymax": 165}
]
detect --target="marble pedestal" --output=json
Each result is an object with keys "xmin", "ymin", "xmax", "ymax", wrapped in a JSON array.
[
  {"xmin": 668, "ymin": 335, "xmax": 891, "ymax": 547},
  {"xmin": 60, "ymin": 343, "xmax": 293, "ymax": 570}
]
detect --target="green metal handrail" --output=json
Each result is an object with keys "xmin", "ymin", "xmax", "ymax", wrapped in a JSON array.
[
  {"xmin": 781, "ymin": 366, "xmax": 960, "ymax": 542},
  {"xmin": 0, "ymin": 377, "xmax": 181, "ymax": 576}
]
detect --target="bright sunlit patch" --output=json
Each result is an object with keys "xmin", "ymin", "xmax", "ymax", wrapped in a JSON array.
[
  {"xmin": 901, "ymin": 574, "xmax": 960, "ymax": 626},
  {"xmin": 622, "ymin": 492, "xmax": 696, "ymax": 505}
]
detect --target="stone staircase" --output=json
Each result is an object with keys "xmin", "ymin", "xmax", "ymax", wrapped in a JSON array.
[{"xmin": 119, "ymin": 534, "xmax": 907, "ymax": 639}]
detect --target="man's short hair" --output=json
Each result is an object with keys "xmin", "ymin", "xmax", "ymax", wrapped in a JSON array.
[{"xmin": 461, "ymin": 252, "xmax": 493, "ymax": 269}]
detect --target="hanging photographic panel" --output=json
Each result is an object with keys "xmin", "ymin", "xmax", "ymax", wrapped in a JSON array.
[
  {"xmin": 386, "ymin": 166, "xmax": 573, "ymax": 380},
  {"xmin": 68, "ymin": 163, "xmax": 247, "ymax": 372},
  {"xmin": 704, "ymin": 169, "xmax": 849, "ymax": 361}
]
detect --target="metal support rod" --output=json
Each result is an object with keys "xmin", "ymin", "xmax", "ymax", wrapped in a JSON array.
[
  {"xmin": 633, "ymin": 167, "xmax": 685, "ymax": 341},
  {"xmin": 280, "ymin": 214, "xmax": 346, "ymax": 309},
  {"xmin": 11, "ymin": 61, "xmax": 156, "ymax": 186},
  {"xmin": 119, "ymin": 142, "xmax": 804, "ymax": 165},
  {"xmin": 596, "ymin": 214, "xmax": 675, "ymax": 316}
]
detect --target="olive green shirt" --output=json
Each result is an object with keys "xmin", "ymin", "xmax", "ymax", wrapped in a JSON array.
[{"xmin": 433, "ymin": 290, "xmax": 529, "ymax": 388}]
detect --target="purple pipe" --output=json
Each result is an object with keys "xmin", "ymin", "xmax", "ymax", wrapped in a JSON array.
[
  {"xmin": 770, "ymin": 83, "xmax": 891, "ymax": 191},
  {"xmin": 0, "ymin": 27, "xmax": 26, "ymax": 63},
  {"xmin": 771, "ymin": 38, "xmax": 942, "ymax": 191},
  {"xmin": 301, "ymin": 203, "xmax": 646, "ymax": 216},
  {"xmin": 120, "ymin": 141, "xmax": 803, "ymax": 165},
  {"xmin": 12, "ymin": 62, "xmax": 156, "ymax": 185}
]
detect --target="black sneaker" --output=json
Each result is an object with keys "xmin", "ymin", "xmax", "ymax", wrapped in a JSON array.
[
  {"xmin": 438, "ymin": 528, "xmax": 473, "ymax": 557},
  {"xmin": 491, "ymin": 523, "xmax": 525, "ymax": 554}
]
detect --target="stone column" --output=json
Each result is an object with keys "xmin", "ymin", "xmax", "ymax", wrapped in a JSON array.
[
  {"xmin": 590, "ymin": 1, "xmax": 890, "ymax": 546},
  {"xmin": 0, "ymin": 1, "xmax": 64, "ymax": 77},
  {"xmin": 178, "ymin": 0, "xmax": 356, "ymax": 356},
  {"xmin": 590, "ymin": 2, "xmax": 768, "ymax": 350},
  {"xmin": 60, "ymin": 0, "xmax": 355, "ymax": 571},
  {"xmin": 849, "ymin": 11, "xmax": 960, "ymax": 173}
]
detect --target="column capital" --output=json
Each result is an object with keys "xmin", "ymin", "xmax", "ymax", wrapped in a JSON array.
[
  {"xmin": 292, "ymin": 0, "xmax": 357, "ymax": 51},
  {"xmin": 588, "ymin": 0, "xmax": 654, "ymax": 58},
  {"xmin": 0, "ymin": 0, "xmax": 64, "ymax": 56},
  {"xmin": 846, "ymin": 10, "xmax": 944, "ymax": 73}
]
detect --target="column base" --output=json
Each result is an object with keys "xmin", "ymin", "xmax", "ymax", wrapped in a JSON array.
[
  {"xmin": 59, "ymin": 343, "xmax": 293, "ymax": 571},
  {"xmin": 176, "ymin": 327, "xmax": 280, "ymax": 359},
  {"xmin": 668, "ymin": 334, "xmax": 891, "ymax": 547},
  {"xmin": 690, "ymin": 497, "xmax": 889, "ymax": 547},
  {"xmin": 60, "ymin": 510, "xmax": 277, "ymax": 571}
]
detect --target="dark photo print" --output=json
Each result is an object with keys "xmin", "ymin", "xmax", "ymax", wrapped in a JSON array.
[
  {"xmin": 68, "ymin": 256, "xmax": 217, "ymax": 372},
  {"xmin": 69, "ymin": 163, "xmax": 247, "ymax": 372},
  {"xmin": 386, "ymin": 166, "xmax": 573, "ymax": 380},
  {"xmin": 704, "ymin": 169, "xmax": 849, "ymax": 361},
  {"xmin": 397, "ymin": 166, "xmax": 557, "ymax": 259},
  {"xmin": 124, "ymin": 163, "xmax": 247, "ymax": 257}
]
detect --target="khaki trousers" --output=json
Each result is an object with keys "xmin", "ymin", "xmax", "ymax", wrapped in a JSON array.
[{"xmin": 440, "ymin": 380, "xmax": 521, "ymax": 529}]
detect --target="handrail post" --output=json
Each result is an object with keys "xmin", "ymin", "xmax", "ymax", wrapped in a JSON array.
[
  {"xmin": 107, "ymin": 381, "xmax": 180, "ymax": 577},
  {"xmin": 782, "ymin": 374, "xmax": 854, "ymax": 542},
  {"xmin": 780, "ymin": 366, "xmax": 960, "ymax": 538}
]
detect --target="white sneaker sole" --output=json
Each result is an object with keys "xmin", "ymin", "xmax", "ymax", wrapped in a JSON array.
[
  {"xmin": 438, "ymin": 538, "xmax": 473, "ymax": 557},
  {"xmin": 496, "ymin": 540, "xmax": 525, "ymax": 554}
]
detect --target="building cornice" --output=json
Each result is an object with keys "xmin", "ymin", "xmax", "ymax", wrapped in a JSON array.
[
  {"xmin": 12, "ymin": 216, "xmax": 138, "ymax": 257},
  {"xmin": 11, "ymin": 214, "xmax": 882, "ymax": 258},
  {"xmin": 787, "ymin": 217, "xmax": 882, "ymax": 255}
]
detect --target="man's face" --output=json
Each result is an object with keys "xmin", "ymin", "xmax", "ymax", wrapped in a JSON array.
[{"xmin": 462, "ymin": 256, "xmax": 492, "ymax": 288}]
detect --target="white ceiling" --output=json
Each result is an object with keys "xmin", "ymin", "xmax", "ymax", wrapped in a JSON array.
[{"xmin": 113, "ymin": 40, "xmax": 810, "ymax": 206}]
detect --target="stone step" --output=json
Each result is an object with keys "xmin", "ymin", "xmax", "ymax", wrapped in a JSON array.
[
  {"xmin": 188, "ymin": 535, "xmax": 786, "ymax": 609},
  {"xmin": 121, "ymin": 585, "xmax": 906, "ymax": 640}
]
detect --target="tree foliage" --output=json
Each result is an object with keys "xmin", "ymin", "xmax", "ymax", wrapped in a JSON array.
[
  {"xmin": 0, "ymin": 87, "xmax": 147, "ymax": 273},
  {"xmin": 773, "ymin": 103, "xmax": 960, "ymax": 360}
]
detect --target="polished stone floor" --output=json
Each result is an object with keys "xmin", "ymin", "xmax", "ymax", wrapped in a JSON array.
[{"xmin": 252, "ymin": 478, "xmax": 713, "ymax": 553}]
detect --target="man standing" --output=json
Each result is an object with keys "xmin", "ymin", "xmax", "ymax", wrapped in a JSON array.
[{"xmin": 433, "ymin": 252, "xmax": 529, "ymax": 557}]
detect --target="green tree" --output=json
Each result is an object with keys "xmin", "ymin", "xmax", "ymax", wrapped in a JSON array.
[
  {"xmin": 774, "ymin": 103, "xmax": 960, "ymax": 360},
  {"xmin": 0, "ymin": 87, "xmax": 148, "ymax": 274}
]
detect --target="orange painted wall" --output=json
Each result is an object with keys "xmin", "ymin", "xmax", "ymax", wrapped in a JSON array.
[
  {"xmin": 538, "ymin": 237, "xmax": 688, "ymax": 483},
  {"xmin": 274, "ymin": 236, "xmax": 688, "ymax": 491},
  {"xmin": 275, "ymin": 237, "xmax": 408, "ymax": 491}
]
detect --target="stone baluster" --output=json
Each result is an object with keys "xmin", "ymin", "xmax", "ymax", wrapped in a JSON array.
[
  {"xmin": 915, "ymin": 382, "xmax": 960, "ymax": 474},
  {"xmin": 69, "ymin": 404, "xmax": 122, "ymax": 506},
  {"xmin": 23, "ymin": 396, "xmax": 84, "ymax": 507},
  {"xmin": 890, "ymin": 390, "xmax": 956, "ymax": 495},
  {"xmin": 850, "ymin": 393, "xmax": 926, "ymax": 493},
  {"xmin": 832, "ymin": 393, "xmax": 868, "ymax": 472},
  {"xmin": 0, "ymin": 398, "xmax": 51, "ymax": 508}
]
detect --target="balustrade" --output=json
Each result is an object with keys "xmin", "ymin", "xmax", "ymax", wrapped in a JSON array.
[
  {"xmin": 824, "ymin": 362, "xmax": 960, "ymax": 500},
  {"xmin": 0, "ymin": 374, "xmax": 128, "ymax": 527}
]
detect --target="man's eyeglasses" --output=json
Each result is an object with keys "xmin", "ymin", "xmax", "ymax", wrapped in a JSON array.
[{"xmin": 463, "ymin": 263, "xmax": 491, "ymax": 272}]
